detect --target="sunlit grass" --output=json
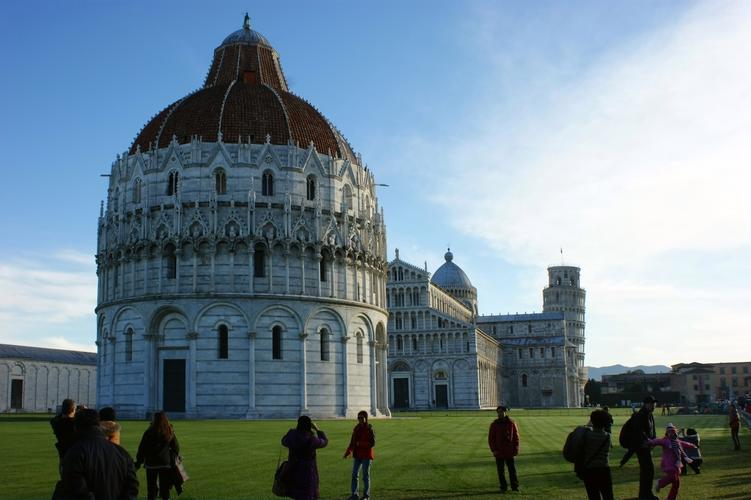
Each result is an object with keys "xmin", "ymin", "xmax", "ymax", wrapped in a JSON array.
[{"xmin": 1, "ymin": 411, "xmax": 748, "ymax": 499}]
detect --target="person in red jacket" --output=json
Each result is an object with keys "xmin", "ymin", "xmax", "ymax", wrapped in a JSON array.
[
  {"xmin": 488, "ymin": 405, "xmax": 520, "ymax": 493},
  {"xmin": 343, "ymin": 410, "xmax": 375, "ymax": 500}
]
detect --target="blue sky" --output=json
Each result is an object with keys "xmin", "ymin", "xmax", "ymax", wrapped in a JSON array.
[{"xmin": 0, "ymin": 1, "xmax": 748, "ymax": 367}]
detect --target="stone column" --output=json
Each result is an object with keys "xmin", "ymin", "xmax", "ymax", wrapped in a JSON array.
[
  {"xmin": 341, "ymin": 336, "xmax": 350, "ymax": 416},
  {"xmin": 246, "ymin": 331, "xmax": 257, "ymax": 417},
  {"xmin": 186, "ymin": 331, "xmax": 198, "ymax": 415},
  {"xmin": 316, "ymin": 254, "xmax": 322, "ymax": 297},
  {"xmin": 192, "ymin": 251, "xmax": 198, "ymax": 292},
  {"xmin": 300, "ymin": 333, "xmax": 309, "ymax": 413},
  {"xmin": 369, "ymin": 340, "xmax": 377, "ymax": 415},
  {"xmin": 300, "ymin": 250, "xmax": 305, "ymax": 295},
  {"xmin": 142, "ymin": 333, "xmax": 158, "ymax": 415},
  {"xmin": 284, "ymin": 249, "xmax": 290, "ymax": 294}
]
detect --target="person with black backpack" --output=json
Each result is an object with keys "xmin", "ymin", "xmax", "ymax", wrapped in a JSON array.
[
  {"xmin": 622, "ymin": 396, "xmax": 658, "ymax": 500},
  {"xmin": 580, "ymin": 410, "xmax": 614, "ymax": 500}
]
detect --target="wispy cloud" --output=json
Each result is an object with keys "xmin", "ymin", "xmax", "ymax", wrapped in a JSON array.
[
  {"xmin": 407, "ymin": 2, "xmax": 751, "ymax": 365},
  {"xmin": 0, "ymin": 250, "xmax": 96, "ymax": 347}
]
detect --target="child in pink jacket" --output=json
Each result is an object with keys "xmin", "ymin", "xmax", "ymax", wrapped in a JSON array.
[{"xmin": 648, "ymin": 423, "xmax": 697, "ymax": 500}]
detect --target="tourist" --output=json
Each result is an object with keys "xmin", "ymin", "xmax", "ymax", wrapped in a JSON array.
[
  {"xmin": 50, "ymin": 399, "xmax": 77, "ymax": 466},
  {"xmin": 100, "ymin": 420, "xmax": 121, "ymax": 446},
  {"xmin": 343, "ymin": 410, "xmax": 375, "ymax": 500},
  {"xmin": 135, "ymin": 412, "xmax": 180, "ymax": 500},
  {"xmin": 601, "ymin": 406, "xmax": 614, "ymax": 435},
  {"xmin": 581, "ymin": 409, "xmax": 614, "ymax": 500},
  {"xmin": 648, "ymin": 423, "xmax": 697, "ymax": 500},
  {"xmin": 52, "ymin": 409, "xmax": 138, "ymax": 500},
  {"xmin": 629, "ymin": 396, "xmax": 658, "ymax": 500},
  {"xmin": 488, "ymin": 405, "xmax": 520, "ymax": 493},
  {"xmin": 282, "ymin": 415, "xmax": 329, "ymax": 500},
  {"xmin": 99, "ymin": 406, "xmax": 117, "ymax": 422},
  {"xmin": 729, "ymin": 404, "xmax": 741, "ymax": 450}
]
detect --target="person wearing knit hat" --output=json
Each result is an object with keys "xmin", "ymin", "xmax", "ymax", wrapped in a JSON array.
[{"xmin": 647, "ymin": 423, "xmax": 697, "ymax": 500}]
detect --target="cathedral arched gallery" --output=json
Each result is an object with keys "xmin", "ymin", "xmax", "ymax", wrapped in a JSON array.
[{"xmin": 96, "ymin": 17, "xmax": 586, "ymax": 419}]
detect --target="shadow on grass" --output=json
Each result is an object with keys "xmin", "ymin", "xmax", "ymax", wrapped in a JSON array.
[{"xmin": 378, "ymin": 488, "xmax": 503, "ymax": 499}]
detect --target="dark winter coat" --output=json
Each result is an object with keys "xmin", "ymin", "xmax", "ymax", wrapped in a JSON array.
[
  {"xmin": 488, "ymin": 417, "xmax": 520, "ymax": 459},
  {"xmin": 52, "ymin": 427, "xmax": 138, "ymax": 500},
  {"xmin": 632, "ymin": 407, "xmax": 656, "ymax": 445},
  {"xmin": 345, "ymin": 423, "xmax": 375, "ymax": 460},
  {"xmin": 135, "ymin": 426, "xmax": 180, "ymax": 469},
  {"xmin": 50, "ymin": 414, "xmax": 77, "ymax": 459},
  {"xmin": 282, "ymin": 428, "xmax": 329, "ymax": 500}
]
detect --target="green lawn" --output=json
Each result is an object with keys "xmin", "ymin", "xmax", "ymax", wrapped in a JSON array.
[{"xmin": 2, "ymin": 410, "xmax": 748, "ymax": 499}]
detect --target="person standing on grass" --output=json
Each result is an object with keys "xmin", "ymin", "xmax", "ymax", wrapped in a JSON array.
[
  {"xmin": 51, "ymin": 398, "xmax": 77, "ymax": 467},
  {"xmin": 648, "ymin": 423, "xmax": 697, "ymax": 500},
  {"xmin": 282, "ymin": 415, "xmax": 329, "ymax": 500},
  {"xmin": 580, "ymin": 410, "xmax": 614, "ymax": 500},
  {"xmin": 344, "ymin": 410, "xmax": 375, "ymax": 500},
  {"xmin": 488, "ymin": 405, "xmax": 520, "ymax": 493},
  {"xmin": 52, "ymin": 409, "xmax": 139, "ymax": 500},
  {"xmin": 633, "ymin": 395, "xmax": 658, "ymax": 500},
  {"xmin": 729, "ymin": 404, "xmax": 741, "ymax": 450},
  {"xmin": 135, "ymin": 412, "xmax": 180, "ymax": 500}
]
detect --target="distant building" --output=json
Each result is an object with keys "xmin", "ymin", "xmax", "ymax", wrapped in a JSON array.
[
  {"xmin": 0, "ymin": 344, "xmax": 96, "ymax": 412},
  {"xmin": 672, "ymin": 361, "xmax": 751, "ymax": 404},
  {"xmin": 387, "ymin": 250, "xmax": 586, "ymax": 409}
]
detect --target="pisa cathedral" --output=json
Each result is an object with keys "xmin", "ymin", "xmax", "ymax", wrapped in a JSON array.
[
  {"xmin": 387, "ymin": 250, "xmax": 586, "ymax": 409},
  {"xmin": 95, "ymin": 17, "xmax": 585, "ymax": 418}
]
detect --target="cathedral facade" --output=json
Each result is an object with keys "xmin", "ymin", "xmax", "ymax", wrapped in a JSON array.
[
  {"xmin": 387, "ymin": 251, "xmax": 585, "ymax": 409},
  {"xmin": 95, "ymin": 18, "xmax": 390, "ymax": 419}
]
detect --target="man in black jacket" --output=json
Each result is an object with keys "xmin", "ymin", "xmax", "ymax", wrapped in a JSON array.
[
  {"xmin": 634, "ymin": 395, "xmax": 658, "ymax": 500},
  {"xmin": 53, "ymin": 409, "xmax": 139, "ymax": 500},
  {"xmin": 50, "ymin": 399, "xmax": 77, "ymax": 465}
]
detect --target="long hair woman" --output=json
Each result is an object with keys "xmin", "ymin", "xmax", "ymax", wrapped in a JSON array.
[
  {"xmin": 136, "ymin": 411, "xmax": 180, "ymax": 500},
  {"xmin": 282, "ymin": 415, "xmax": 329, "ymax": 500}
]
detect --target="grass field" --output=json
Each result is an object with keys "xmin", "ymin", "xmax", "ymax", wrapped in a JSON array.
[{"xmin": 2, "ymin": 410, "xmax": 749, "ymax": 499}]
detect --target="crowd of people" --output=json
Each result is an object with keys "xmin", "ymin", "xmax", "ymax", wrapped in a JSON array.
[
  {"xmin": 49, "ymin": 400, "xmax": 183, "ymax": 500},
  {"xmin": 47, "ymin": 395, "xmax": 746, "ymax": 500}
]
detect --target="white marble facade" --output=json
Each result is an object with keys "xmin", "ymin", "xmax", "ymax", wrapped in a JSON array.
[
  {"xmin": 387, "ymin": 251, "xmax": 586, "ymax": 409},
  {"xmin": 0, "ymin": 345, "xmax": 96, "ymax": 412},
  {"xmin": 96, "ymin": 23, "xmax": 390, "ymax": 419}
]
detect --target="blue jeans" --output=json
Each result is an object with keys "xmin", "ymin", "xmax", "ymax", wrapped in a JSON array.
[{"xmin": 351, "ymin": 458, "xmax": 371, "ymax": 497}]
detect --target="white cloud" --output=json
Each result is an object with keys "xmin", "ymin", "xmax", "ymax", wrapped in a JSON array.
[
  {"xmin": 0, "ymin": 251, "xmax": 96, "ymax": 346},
  {"xmin": 409, "ymin": 2, "xmax": 751, "ymax": 365}
]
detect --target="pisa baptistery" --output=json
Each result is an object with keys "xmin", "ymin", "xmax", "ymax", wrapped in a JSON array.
[{"xmin": 95, "ymin": 16, "xmax": 390, "ymax": 419}]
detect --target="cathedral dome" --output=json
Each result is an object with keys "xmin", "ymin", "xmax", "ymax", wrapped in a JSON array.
[
  {"xmin": 431, "ymin": 249, "xmax": 474, "ymax": 290},
  {"xmin": 129, "ymin": 16, "xmax": 356, "ymax": 162}
]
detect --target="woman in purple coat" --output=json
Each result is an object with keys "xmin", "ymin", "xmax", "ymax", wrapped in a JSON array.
[{"xmin": 282, "ymin": 416, "xmax": 329, "ymax": 500}]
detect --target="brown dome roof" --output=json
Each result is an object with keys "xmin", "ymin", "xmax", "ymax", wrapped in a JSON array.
[{"xmin": 130, "ymin": 20, "xmax": 356, "ymax": 161}]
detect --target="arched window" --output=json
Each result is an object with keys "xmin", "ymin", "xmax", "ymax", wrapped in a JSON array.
[
  {"xmin": 522, "ymin": 374, "xmax": 528, "ymax": 387},
  {"xmin": 272, "ymin": 325, "xmax": 282, "ymax": 359},
  {"xmin": 392, "ymin": 268, "xmax": 397, "ymax": 281},
  {"xmin": 342, "ymin": 184, "xmax": 353, "ymax": 210},
  {"xmin": 132, "ymin": 178, "xmax": 142, "ymax": 203},
  {"xmin": 320, "ymin": 328, "xmax": 330, "ymax": 361},
  {"xmin": 306, "ymin": 175, "xmax": 316, "ymax": 201},
  {"xmin": 262, "ymin": 170, "xmax": 274, "ymax": 196},
  {"xmin": 551, "ymin": 347, "xmax": 556, "ymax": 357},
  {"xmin": 125, "ymin": 328, "xmax": 133, "ymax": 362},
  {"xmin": 396, "ymin": 336, "xmax": 403, "ymax": 351},
  {"xmin": 218, "ymin": 325, "xmax": 229, "ymax": 359},
  {"xmin": 356, "ymin": 333, "xmax": 364, "ymax": 364},
  {"xmin": 529, "ymin": 348, "xmax": 534, "ymax": 358},
  {"xmin": 528, "ymin": 324, "xmax": 532, "ymax": 333},
  {"xmin": 167, "ymin": 171, "xmax": 179, "ymax": 196},
  {"xmin": 320, "ymin": 251, "xmax": 327, "ymax": 282},
  {"xmin": 412, "ymin": 336, "xmax": 417, "ymax": 351},
  {"xmin": 556, "ymin": 277, "xmax": 561, "ymax": 286},
  {"xmin": 410, "ymin": 315, "xmax": 416, "ymax": 329},
  {"xmin": 215, "ymin": 169, "xmax": 227, "ymax": 194},
  {"xmin": 518, "ymin": 348, "xmax": 523, "ymax": 359},
  {"xmin": 253, "ymin": 245, "xmax": 265, "ymax": 277},
  {"xmin": 164, "ymin": 244, "xmax": 177, "ymax": 279}
]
